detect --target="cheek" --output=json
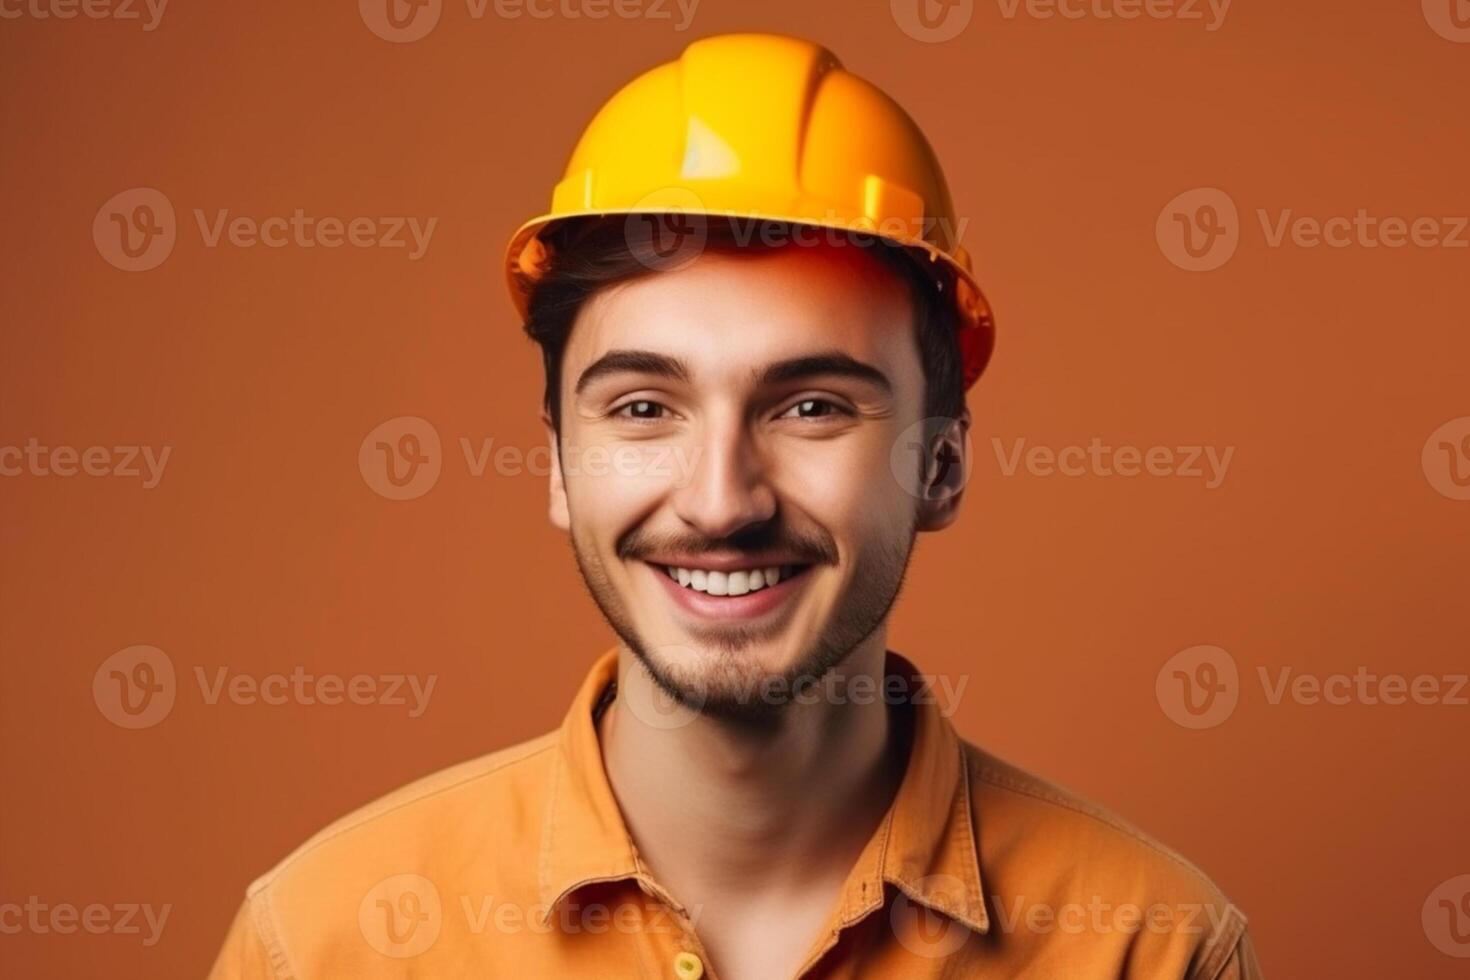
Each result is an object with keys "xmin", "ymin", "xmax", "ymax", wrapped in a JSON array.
[
  {"xmin": 561, "ymin": 443, "xmax": 683, "ymax": 532},
  {"xmin": 775, "ymin": 431, "xmax": 910, "ymax": 542}
]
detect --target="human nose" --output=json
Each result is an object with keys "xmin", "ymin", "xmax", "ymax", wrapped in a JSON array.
[{"xmin": 668, "ymin": 413, "xmax": 777, "ymax": 539}]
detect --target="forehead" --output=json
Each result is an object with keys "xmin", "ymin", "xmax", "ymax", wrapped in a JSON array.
[{"xmin": 564, "ymin": 242, "xmax": 923, "ymax": 393}]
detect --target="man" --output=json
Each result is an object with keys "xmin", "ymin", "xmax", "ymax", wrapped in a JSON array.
[{"xmin": 209, "ymin": 32, "xmax": 1262, "ymax": 979}]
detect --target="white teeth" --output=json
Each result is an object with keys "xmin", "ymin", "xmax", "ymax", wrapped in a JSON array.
[{"xmin": 658, "ymin": 562, "xmax": 799, "ymax": 596}]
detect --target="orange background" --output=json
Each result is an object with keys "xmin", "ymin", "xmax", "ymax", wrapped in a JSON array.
[{"xmin": 2, "ymin": 0, "xmax": 1468, "ymax": 977}]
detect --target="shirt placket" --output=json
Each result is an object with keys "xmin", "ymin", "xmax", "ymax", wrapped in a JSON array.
[{"xmin": 629, "ymin": 873, "xmax": 721, "ymax": 980}]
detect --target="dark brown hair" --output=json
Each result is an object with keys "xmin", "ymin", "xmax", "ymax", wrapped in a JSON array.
[{"xmin": 519, "ymin": 216, "xmax": 965, "ymax": 432}]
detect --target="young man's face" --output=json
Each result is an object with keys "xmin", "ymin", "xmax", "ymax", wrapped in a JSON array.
[{"xmin": 547, "ymin": 240, "xmax": 964, "ymax": 719}]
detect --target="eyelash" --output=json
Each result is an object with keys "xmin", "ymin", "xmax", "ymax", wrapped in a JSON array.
[
  {"xmin": 777, "ymin": 398, "xmax": 854, "ymax": 420},
  {"xmin": 612, "ymin": 400, "xmax": 669, "ymax": 423},
  {"xmin": 609, "ymin": 397, "xmax": 855, "ymax": 423}
]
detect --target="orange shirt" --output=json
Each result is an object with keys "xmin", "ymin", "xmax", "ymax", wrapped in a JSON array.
[{"xmin": 209, "ymin": 649, "xmax": 1262, "ymax": 979}]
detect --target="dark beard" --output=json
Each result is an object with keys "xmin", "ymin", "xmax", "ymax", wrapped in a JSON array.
[{"xmin": 568, "ymin": 515, "xmax": 918, "ymax": 725}]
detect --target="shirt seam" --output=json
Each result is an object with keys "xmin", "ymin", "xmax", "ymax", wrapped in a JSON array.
[
  {"xmin": 951, "ymin": 753, "xmax": 987, "ymax": 927},
  {"xmin": 537, "ymin": 733, "xmax": 564, "ymax": 910},
  {"xmin": 248, "ymin": 739, "xmax": 558, "ymax": 898},
  {"xmin": 968, "ymin": 759, "xmax": 1233, "ymax": 891},
  {"xmin": 247, "ymin": 886, "xmax": 294, "ymax": 980},
  {"xmin": 536, "ymin": 741, "xmax": 645, "ymax": 913},
  {"xmin": 538, "ymin": 679, "xmax": 649, "ymax": 914},
  {"xmin": 836, "ymin": 807, "xmax": 894, "ymax": 928},
  {"xmin": 873, "ymin": 753, "xmax": 988, "ymax": 935},
  {"xmin": 1190, "ymin": 903, "xmax": 1249, "ymax": 980}
]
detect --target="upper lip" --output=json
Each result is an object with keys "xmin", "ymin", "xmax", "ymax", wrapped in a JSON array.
[{"xmin": 642, "ymin": 553, "xmax": 814, "ymax": 573}]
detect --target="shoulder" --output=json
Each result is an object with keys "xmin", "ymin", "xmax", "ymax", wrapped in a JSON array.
[
  {"xmin": 251, "ymin": 730, "xmax": 558, "ymax": 896},
  {"xmin": 230, "ymin": 731, "xmax": 560, "ymax": 976},
  {"xmin": 961, "ymin": 742, "xmax": 1254, "ymax": 979},
  {"xmin": 962, "ymin": 741, "xmax": 1228, "ymax": 898}
]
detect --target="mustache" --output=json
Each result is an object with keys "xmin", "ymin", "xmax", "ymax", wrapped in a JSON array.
[{"xmin": 617, "ymin": 523, "xmax": 839, "ymax": 566}]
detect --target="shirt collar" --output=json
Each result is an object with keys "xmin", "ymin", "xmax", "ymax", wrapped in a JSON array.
[{"xmin": 537, "ymin": 647, "xmax": 989, "ymax": 936}]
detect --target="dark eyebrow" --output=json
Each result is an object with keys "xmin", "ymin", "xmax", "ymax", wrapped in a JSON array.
[
  {"xmin": 575, "ymin": 349, "xmax": 690, "ymax": 394},
  {"xmin": 758, "ymin": 352, "xmax": 893, "ymax": 394}
]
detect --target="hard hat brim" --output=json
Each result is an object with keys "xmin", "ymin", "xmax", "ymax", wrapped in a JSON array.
[{"xmin": 504, "ymin": 209, "xmax": 995, "ymax": 389}]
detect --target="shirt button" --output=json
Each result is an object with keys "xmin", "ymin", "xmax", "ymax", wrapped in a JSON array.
[{"xmin": 673, "ymin": 951, "xmax": 704, "ymax": 979}]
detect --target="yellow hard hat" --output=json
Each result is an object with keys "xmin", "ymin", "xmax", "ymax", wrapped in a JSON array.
[{"xmin": 503, "ymin": 32, "xmax": 995, "ymax": 388}]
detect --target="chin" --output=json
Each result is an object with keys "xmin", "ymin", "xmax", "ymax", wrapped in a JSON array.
[{"xmin": 628, "ymin": 616, "xmax": 861, "ymax": 725}]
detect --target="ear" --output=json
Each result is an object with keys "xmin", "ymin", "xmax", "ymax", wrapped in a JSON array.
[
  {"xmin": 915, "ymin": 408, "xmax": 972, "ymax": 532},
  {"xmin": 543, "ymin": 410, "xmax": 570, "ymax": 532}
]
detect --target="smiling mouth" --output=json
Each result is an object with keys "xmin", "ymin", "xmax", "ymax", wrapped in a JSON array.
[{"xmin": 653, "ymin": 562, "xmax": 813, "ymax": 597}]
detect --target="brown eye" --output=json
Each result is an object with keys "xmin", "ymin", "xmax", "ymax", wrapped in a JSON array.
[
  {"xmin": 781, "ymin": 398, "xmax": 843, "ymax": 419},
  {"xmin": 618, "ymin": 400, "xmax": 665, "ymax": 420}
]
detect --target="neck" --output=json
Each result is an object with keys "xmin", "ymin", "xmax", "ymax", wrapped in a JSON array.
[{"xmin": 598, "ymin": 633, "xmax": 906, "ymax": 899}]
